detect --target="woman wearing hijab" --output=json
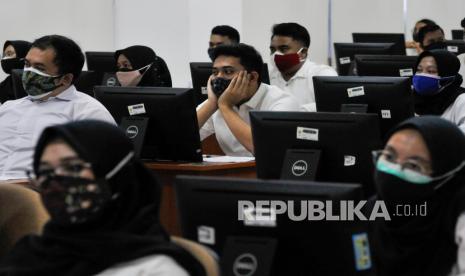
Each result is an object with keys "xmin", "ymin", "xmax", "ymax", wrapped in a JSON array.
[
  {"xmin": 0, "ymin": 120, "xmax": 205, "ymax": 275},
  {"xmin": 0, "ymin": 40, "xmax": 31, "ymax": 103},
  {"xmin": 370, "ymin": 116, "xmax": 465, "ymax": 276},
  {"xmin": 413, "ymin": 49, "xmax": 465, "ymax": 132},
  {"xmin": 115, "ymin": 45, "xmax": 172, "ymax": 87}
]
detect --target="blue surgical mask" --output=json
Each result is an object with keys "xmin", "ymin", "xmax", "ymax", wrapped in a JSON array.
[{"xmin": 412, "ymin": 73, "xmax": 455, "ymax": 96}]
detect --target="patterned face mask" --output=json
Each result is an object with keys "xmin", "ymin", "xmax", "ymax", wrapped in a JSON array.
[
  {"xmin": 22, "ymin": 67, "xmax": 63, "ymax": 100},
  {"xmin": 40, "ymin": 175, "xmax": 112, "ymax": 225}
]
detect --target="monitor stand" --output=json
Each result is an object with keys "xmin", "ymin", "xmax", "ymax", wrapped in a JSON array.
[
  {"xmin": 280, "ymin": 149, "xmax": 321, "ymax": 180},
  {"xmin": 341, "ymin": 104, "xmax": 368, "ymax": 114},
  {"xmin": 221, "ymin": 236, "xmax": 277, "ymax": 276},
  {"xmin": 120, "ymin": 116, "xmax": 149, "ymax": 158}
]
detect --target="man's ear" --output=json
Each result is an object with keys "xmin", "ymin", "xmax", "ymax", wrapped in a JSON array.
[
  {"xmin": 300, "ymin": 47, "xmax": 309, "ymax": 59},
  {"xmin": 57, "ymin": 73, "xmax": 74, "ymax": 86},
  {"xmin": 249, "ymin": 71, "xmax": 260, "ymax": 83}
]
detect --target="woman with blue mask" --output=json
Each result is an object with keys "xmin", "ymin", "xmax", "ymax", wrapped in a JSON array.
[
  {"xmin": 370, "ymin": 116, "xmax": 465, "ymax": 276},
  {"xmin": 0, "ymin": 120, "xmax": 205, "ymax": 276},
  {"xmin": 413, "ymin": 50, "xmax": 465, "ymax": 132}
]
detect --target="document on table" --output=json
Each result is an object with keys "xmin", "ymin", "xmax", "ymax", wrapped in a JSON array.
[{"xmin": 203, "ymin": 155, "xmax": 255, "ymax": 163}]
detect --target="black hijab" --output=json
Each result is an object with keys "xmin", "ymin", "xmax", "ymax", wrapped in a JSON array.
[
  {"xmin": 414, "ymin": 50, "xmax": 465, "ymax": 115},
  {"xmin": 115, "ymin": 45, "xmax": 172, "ymax": 87},
  {"xmin": 372, "ymin": 116, "xmax": 465, "ymax": 276},
  {"xmin": 0, "ymin": 120, "xmax": 204, "ymax": 276},
  {"xmin": 0, "ymin": 40, "xmax": 31, "ymax": 103}
]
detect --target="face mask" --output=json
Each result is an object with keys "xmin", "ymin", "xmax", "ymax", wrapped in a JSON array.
[
  {"xmin": 40, "ymin": 151, "xmax": 134, "ymax": 226},
  {"xmin": 272, "ymin": 48, "xmax": 306, "ymax": 73},
  {"xmin": 207, "ymin": 48, "xmax": 215, "ymax": 61},
  {"xmin": 211, "ymin": 77, "xmax": 232, "ymax": 97},
  {"xmin": 116, "ymin": 64, "xmax": 151, "ymax": 87},
  {"xmin": 1, "ymin": 57, "xmax": 23, "ymax": 74},
  {"xmin": 424, "ymin": 41, "xmax": 447, "ymax": 51},
  {"xmin": 22, "ymin": 67, "xmax": 63, "ymax": 100},
  {"xmin": 374, "ymin": 158, "xmax": 465, "ymax": 202},
  {"xmin": 412, "ymin": 73, "xmax": 455, "ymax": 96}
]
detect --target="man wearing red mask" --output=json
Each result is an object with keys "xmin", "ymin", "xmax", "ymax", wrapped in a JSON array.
[{"xmin": 270, "ymin": 23, "xmax": 337, "ymax": 111}]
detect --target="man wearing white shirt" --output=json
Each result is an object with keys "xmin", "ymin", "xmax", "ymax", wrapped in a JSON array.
[
  {"xmin": 0, "ymin": 35, "xmax": 115, "ymax": 180},
  {"xmin": 197, "ymin": 43, "xmax": 299, "ymax": 157},
  {"xmin": 269, "ymin": 22, "xmax": 337, "ymax": 111}
]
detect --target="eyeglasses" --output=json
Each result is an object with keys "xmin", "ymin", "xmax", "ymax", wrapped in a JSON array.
[
  {"xmin": 26, "ymin": 162, "xmax": 92, "ymax": 185},
  {"xmin": 372, "ymin": 150, "xmax": 432, "ymax": 175}
]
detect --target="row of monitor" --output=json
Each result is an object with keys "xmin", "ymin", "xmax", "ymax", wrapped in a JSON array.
[{"xmin": 90, "ymin": 75, "xmax": 412, "ymax": 197}]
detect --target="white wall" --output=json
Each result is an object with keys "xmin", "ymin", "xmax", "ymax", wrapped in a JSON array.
[
  {"xmin": 0, "ymin": 0, "xmax": 114, "ymax": 80},
  {"xmin": 0, "ymin": 0, "xmax": 464, "ymax": 86},
  {"xmin": 114, "ymin": 0, "xmax": 242, "ymax": 87},
  {"xmin": 242, "ymin": 0, "xmax": 329, "ymax": 68}
]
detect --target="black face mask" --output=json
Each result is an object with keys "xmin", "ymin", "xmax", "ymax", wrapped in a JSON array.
[
  {"xmin": 1, "ymin": 57, "xmax": 24, "ymax": 74},
  {"xmin": 211, "ymin": 77, "xmax": 232, "ymax": 97},
  {"xmin": 40, "ymin": 175, "xmax": 112, "ymax": 226},
  {"xmin": 374, "ymin": 170, "xmax": 436, "ymax": 205},
  {"xmin": 424, "ymin": 41, "xmax": 447, "ymax": 51},
  {"xmin": 207, "ymin": 48, "xmax": 215, "ymax": 61}
]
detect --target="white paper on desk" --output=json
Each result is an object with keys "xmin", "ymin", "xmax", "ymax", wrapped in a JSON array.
[{"xmin": 203, "ymin": 156, "xmax": 255, "ymax": 163}]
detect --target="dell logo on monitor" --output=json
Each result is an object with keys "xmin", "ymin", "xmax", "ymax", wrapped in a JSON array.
[
  {"xmin": 233, "ymin": 253, "xmax": 258, "ymax": 276},
  {"xmin": 106, "ymin": 76, "xmax": 117, "ymax": 86},
  {"xmin": 126, "ymin": 125, "xmax": 139, "ymax": 139},
  {"xmin": 291, "ymin": 160, "xmax": 308, "ymax": 176}
]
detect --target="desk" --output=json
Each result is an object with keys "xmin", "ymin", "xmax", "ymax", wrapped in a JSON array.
[{"xmin": 145, "ymin": 161, "xmax": 256, "ymax": 236}]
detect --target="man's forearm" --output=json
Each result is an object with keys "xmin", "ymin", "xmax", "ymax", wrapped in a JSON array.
[
  {"xmin": 197, "ymin": 100, "xmax": 217, "ymax": 128},
  {"xmin": 218, "ymin": 104, "xmax": 254, "ymax": 154}
]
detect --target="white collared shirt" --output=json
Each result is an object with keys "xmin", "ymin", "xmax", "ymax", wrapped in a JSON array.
[
  {"xmin": 442, "ymin": 93, "xmax": 465, "ymax": 134},
  {"xmin": 0, "ymin": 85, "xmax": 116, "ymax": 180},
  {"xmin": 270, "ymin": 59, "xmax": 337, "ymax": 112},
  {"xmin": 199, "ymin": 83, "xmax": 300, "ymax": 157},
  {"xmin": 459, "ymin": 53, "xmax": 465, "ymax": 89}
]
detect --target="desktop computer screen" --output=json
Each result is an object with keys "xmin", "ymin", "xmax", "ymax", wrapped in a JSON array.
[{"xmin": 94, "ymin": 86, "xmax": 202, "ymax": 162}]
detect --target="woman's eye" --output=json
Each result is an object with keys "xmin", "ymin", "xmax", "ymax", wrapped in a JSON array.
[{"xmin": 403, "ymin": 162, "xmax": 423, "ymax": 173}]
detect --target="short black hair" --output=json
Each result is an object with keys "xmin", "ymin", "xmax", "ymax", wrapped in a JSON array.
[
  {"xmin": 211, "ymin": 25, "xmax": 240, "ymax": 43},
  {"xmin": 418, "ymin": 24, "xmax": 444, "ymax": 47},
  {"xmin": 211, "ymin": 43, "xmax": 263, "ymax": 83},
  {"xmin": 417, "ymin": 18, "xmax": 436, "ymax": 26},
  {"xmin": 271, "ymin": 23, "xmax": 310, "ymax": 48},
  {"xmin": 461, "ymin": 17, "xmax": 465, "ymax": 28},
  {"xmin": 31, "ymin": 35, "xmax": 84, "ymax": 84}
]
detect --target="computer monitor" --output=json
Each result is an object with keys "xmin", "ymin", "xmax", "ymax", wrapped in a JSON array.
[
  {"xmin": 354, "ymin": 55, "xmax": 418, "ymax": 77},
  {"xmin": 444, "ymin": 40, "xmax": 465, "ymax": 55},
  {"xmin": 452, "ymin": 29, "xmax": 464, "ymax": 40},
  {"xmin": 352, "ymin": 33, "xmax": 406, "ymax": 55},
  {"xmin": 334, "ymin": 42, "xmax": 399, "ymax": 76},
  {"xmin": 189, "ymin": 62, "xmax": 270, "ymax": 105},
  {"xmin": 11, "ymin": 69, "xmax": 105, "ymax": 99},
  {"xmin": 175, "ymin": 175, "xmax": 374, "ymax": 275},
  {"xmin": 85, "ymin": 51, "xmax": 116, "ymax": 73},
  {"xmin": 74, "ymin": 71, "xmax": 104, "ymax": 97},
  {"xmin": 251, "ymin": 111, "xmax": 382, "ymax": 196},
  {"xmin": 94, "ymin": 86, "xmax": 202, "ymax": 162},
  {"xmin": 313, "ymin": 76, "xmax": 414, "ymax": 138}
]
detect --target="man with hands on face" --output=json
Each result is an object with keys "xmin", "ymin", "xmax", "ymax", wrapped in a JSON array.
[{"xmin": 197, "ymin": 43, "xmax": 300, "ymax": 157}]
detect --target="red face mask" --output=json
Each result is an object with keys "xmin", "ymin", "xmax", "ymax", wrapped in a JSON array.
[{"xmin": 273, "ymin": 48, "xmax": 305, "ymax": 72}]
